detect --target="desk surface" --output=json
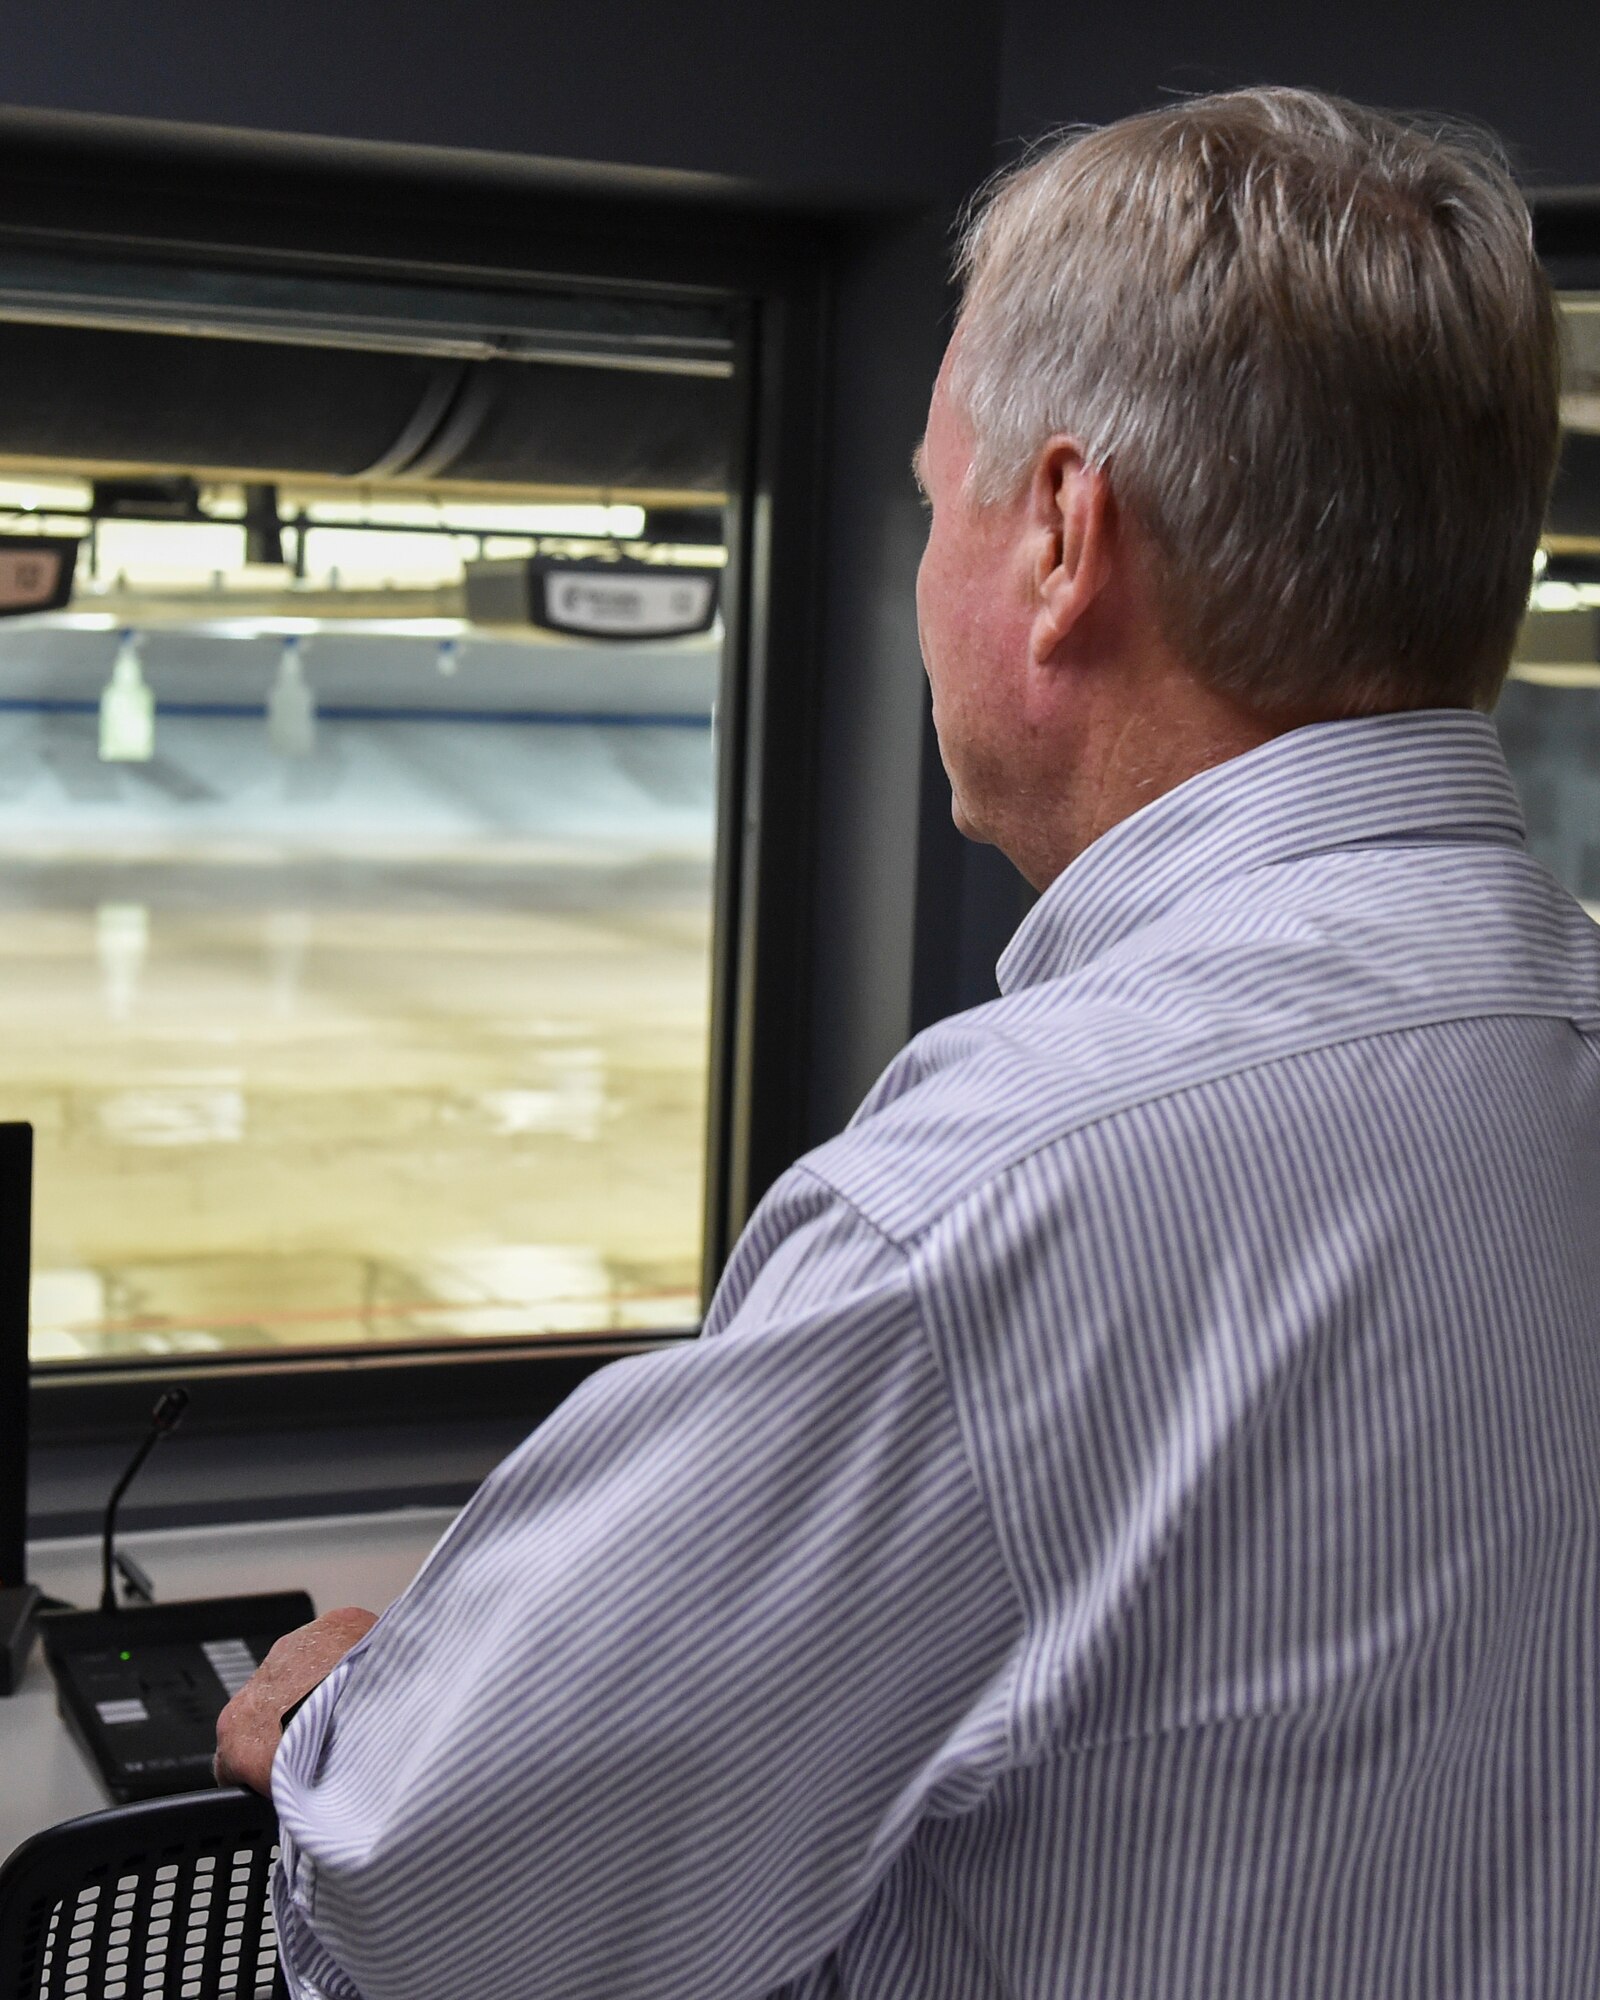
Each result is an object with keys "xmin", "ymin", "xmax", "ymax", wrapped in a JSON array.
[{"xmin": 1, "ymin": 1507, "xmax": 454, "ymax": 1862}]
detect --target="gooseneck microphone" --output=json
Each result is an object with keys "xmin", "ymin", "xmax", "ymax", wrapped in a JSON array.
[
  {"xmin": 38, "ymin": 1381, "xmax": 314, "ymax": 1799},
  {"xmin": 99, "ymin": 1387, "xmax": 189, "ymax": 1614}
]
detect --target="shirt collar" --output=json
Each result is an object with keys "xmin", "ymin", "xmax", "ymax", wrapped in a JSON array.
[{"xmin": 996, "ymin": 708, "xmax": 1527, "ymax": 994}]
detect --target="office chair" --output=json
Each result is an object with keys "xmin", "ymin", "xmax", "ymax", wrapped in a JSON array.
[{"xmin": 0, "ymin": 1788, "xmax": 288, "ymax": 1999}]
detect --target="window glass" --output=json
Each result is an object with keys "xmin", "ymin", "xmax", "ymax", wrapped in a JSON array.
[
  {"xmin": 1499, "ymin": 292, "xmax": 1600, "ymax": 921},
  {"xmin": 0, "ymin": 474, "xmax": 725, "ymax": 1363}
]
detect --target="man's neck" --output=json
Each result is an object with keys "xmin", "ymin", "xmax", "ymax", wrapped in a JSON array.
[{"xmin": 1000, "ymin": 666, "xmax": 1291, "ymax": 893}]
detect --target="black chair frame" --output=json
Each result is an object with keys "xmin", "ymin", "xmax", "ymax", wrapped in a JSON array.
[{"xmin": 0, "ymin": 1788, "xmax": 286, "ymax": 2000}]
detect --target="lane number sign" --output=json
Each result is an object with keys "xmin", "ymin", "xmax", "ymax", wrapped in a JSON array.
[
  {"xmin": 0, "ymin": 536, "xmax": 78, "ymax": 618},
  {"xmin": 544, "ymin": 570, "xmax": 716, "ymax": 639}
]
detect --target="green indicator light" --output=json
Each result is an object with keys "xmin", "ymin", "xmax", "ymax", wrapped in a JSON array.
[{"xmin": 119, "ymin": 1650, "xmax": 131, "ymax": 1661}]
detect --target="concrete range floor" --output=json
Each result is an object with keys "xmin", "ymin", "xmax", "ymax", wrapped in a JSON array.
[{"xmin": 6, "ymin": 849, "xmax": 713, "ymax": 1364}]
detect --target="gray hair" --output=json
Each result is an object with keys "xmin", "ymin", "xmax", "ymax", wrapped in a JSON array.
[{"xmin": 952, "ymin": 88, "xmax": 1562, "ymax": 717}]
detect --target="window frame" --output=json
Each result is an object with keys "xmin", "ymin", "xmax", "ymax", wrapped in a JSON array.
[
  {"xmin": 1535, "ymin": 189, "xmax": 1600, "ymax": 277},
  {"xmin": 5, "ymin": 113, "xmax": 833, "ymax": 1528}
]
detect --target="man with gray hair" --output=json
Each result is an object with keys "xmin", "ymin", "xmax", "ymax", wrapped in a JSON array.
[{"xmin": 221, "ymin": 88, "xmax": 1600, "ymax": 1999}]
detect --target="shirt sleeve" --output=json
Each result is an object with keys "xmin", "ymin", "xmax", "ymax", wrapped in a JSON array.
[{"xmin": 270, "ymin": 1167, "xmax": 1023, "ymax": 2000}]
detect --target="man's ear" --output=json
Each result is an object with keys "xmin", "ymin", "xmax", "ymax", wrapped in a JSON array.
[{"xmin": 1028, "ymin": 439, "xmax": 1114, "ymax": 663}]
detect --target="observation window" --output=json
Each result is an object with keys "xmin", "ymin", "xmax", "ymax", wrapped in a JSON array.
[
  {"xmin": 1501, "ymin": 290, "xmax": 1600, "ymax": 920},
  {"xmin": 0, "ymin": 284, "xmax": 738, "ymax": 1368}
]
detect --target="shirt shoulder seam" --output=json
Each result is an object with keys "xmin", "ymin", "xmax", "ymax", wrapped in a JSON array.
[
  {"xmin": 788, "ymin": 1160, "xmax": 909, "ymax": 1252},
  {"xmin": 814, "ymin": 1002, "xmax": 1596, "ymax": 1251}
]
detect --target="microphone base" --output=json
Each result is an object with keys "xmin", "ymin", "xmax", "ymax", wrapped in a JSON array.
[
  {"xmin": 0, "ymin": 1582, "xmax": 41, "ymax": 1696},
  {"xmin": 37, "ymin": 1590, "xmax": 315, "ymax": 1800}
]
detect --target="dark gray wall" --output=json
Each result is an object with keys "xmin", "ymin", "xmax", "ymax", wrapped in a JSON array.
[
  {"xmin": 998, "ymin": 0, "xmax": 1600, "ymax": 187},
  {"xmin": 3, "ymin": 0, "xmax": 997, "ymax": 207},
  {"xmin": 809, "ymin": 216, "xmax": 950, "ymax": 1140}
]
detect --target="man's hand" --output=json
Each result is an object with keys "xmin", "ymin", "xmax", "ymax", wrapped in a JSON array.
[{"xmin": 215, "ymin": 1606, "xmax": 379, "ymax": 1796}]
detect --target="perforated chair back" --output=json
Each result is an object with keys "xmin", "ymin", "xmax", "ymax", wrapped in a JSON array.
[{"xmin": 0, "ymin": 1789, "xmax": 286, "ymax": 2000}]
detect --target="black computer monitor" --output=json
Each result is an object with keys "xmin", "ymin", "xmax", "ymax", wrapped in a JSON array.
[{"xmin": 0, "ymin": 1122, "xmax": 33, "ymax": 1593}]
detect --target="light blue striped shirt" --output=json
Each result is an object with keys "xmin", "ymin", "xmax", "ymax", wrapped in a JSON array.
[{"xmin": 272, "ymin": 708, "xmax": 1600, "ymax": 2000}]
